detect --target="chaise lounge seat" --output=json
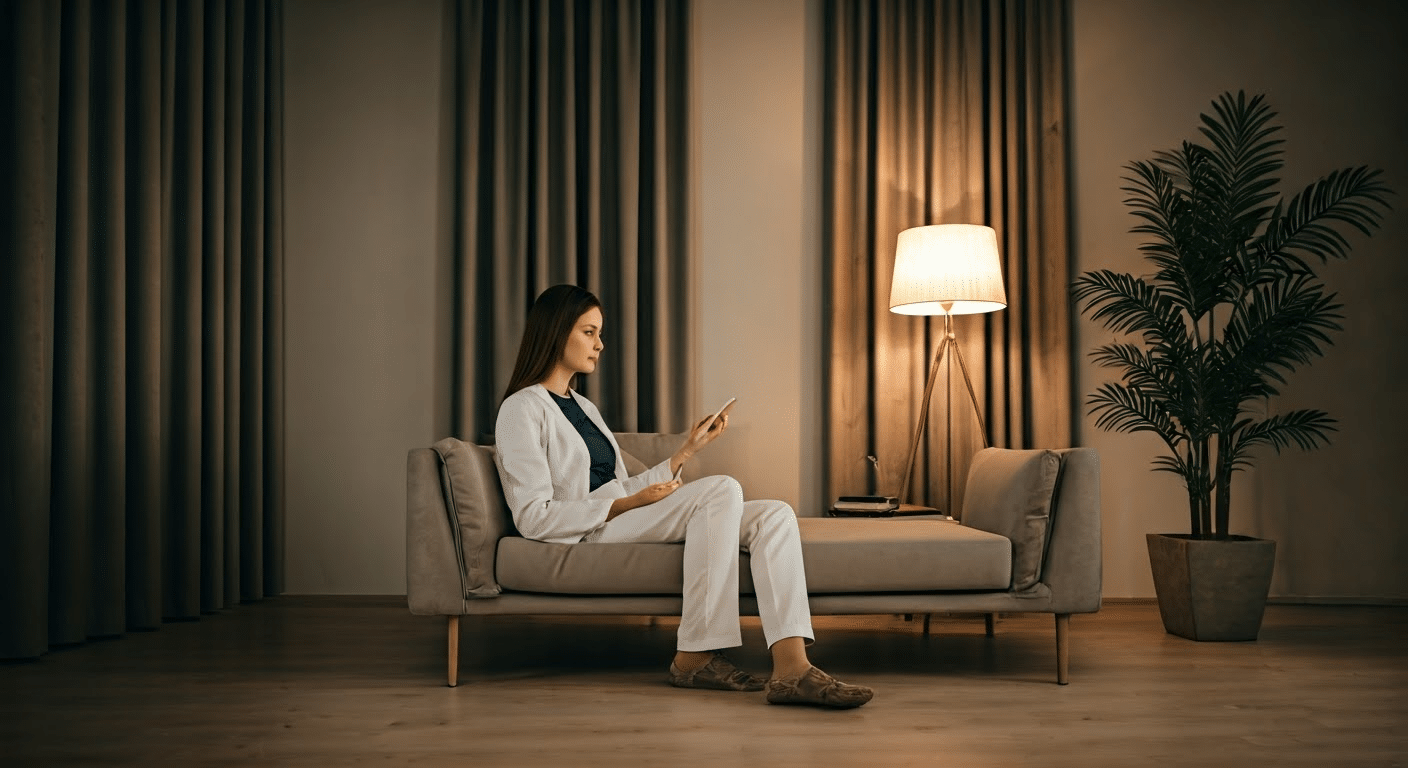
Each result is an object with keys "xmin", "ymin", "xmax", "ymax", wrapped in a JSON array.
[{"xmin": 406, "ymin": 433, "xmax": 1101, "ymax": 686}]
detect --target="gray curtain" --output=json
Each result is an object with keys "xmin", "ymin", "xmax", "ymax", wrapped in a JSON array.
[
  {"xmin": 823, "ymin": 0, "xmax": 1073, "ymax": 514},
  {"xmin": 0, "ymin": 0, "xmax": 284, "ymax": 659},
  {"xmin": 451, "ymin": 0, "xmax": 691, "ymax": 441}
]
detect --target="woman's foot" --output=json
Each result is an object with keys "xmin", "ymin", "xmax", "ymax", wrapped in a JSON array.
[
  {"xmin": 668, "ymin": 652, "xmax": 767, "ymax": 692},
  {"xmin": 765, "ymin": 666, "xmax": 873, "ymax": 709}
]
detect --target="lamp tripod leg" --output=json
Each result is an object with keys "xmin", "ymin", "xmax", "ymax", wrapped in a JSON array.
[
  {"xmin": 900, "ymin": 336, "xmax": 951, "ymax": 504},
  {"xmin": 945, "ymin": 332, "xmax": 953, "ymax": 516},
  {"xmin": 950, "ymin": 337, "xmax": 988, "ymax": 446},
  {"xmin": 946, "ymin": 332, "xmax": 991, "ymax": 518},
  {"xmin": 901, "ymin": 321, "xmax": 990, "ymax": 515}
]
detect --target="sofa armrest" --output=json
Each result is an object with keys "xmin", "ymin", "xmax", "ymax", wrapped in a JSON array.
[
  {"xmin": 1042, "ymin": 448, "xmax": 1102, "ymax": 614},
  {"xmin": 406, "ymin": 447, "xmax": 467, "ymax": 616}
]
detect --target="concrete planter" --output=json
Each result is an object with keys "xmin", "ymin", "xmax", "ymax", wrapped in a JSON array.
[{"xmin": 1146, "ymin": 533, "xmax": 1277, "ymax": 642}]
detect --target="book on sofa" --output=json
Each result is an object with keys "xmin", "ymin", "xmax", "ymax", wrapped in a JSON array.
[
  {"xmin": 830, "ymin": 495, "xmax": 899, "ymax": 515},
  {"xmin": 832, "ymin": 495, "xmax": 898, "ymax": 512}
]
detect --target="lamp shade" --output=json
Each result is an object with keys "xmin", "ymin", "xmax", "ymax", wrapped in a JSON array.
[{"xmin": 888, "ymin": 224, "xmax": 1007, "ymax": 316}]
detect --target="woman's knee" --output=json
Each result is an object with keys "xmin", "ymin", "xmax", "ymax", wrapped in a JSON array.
[
  {"xmin": 691, "ymin": 475, "xmax": 744, "ymax": 522},
  {"xmin": 746, "ymin": 500, "xmax": 800, "ymax": 535},
  {"xmin": 698, "ymin": 475, "xmax": 744, "ymax": 504}
]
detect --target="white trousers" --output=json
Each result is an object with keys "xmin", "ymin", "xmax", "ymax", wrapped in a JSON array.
[{"xmin": 583, "ymin": 475, "xmax": 814, "ymax": 651}]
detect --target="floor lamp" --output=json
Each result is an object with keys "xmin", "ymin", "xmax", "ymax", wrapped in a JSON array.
[{"xmin": 889, "ymin": 224, "xmax": 1007, "ymax": 514}]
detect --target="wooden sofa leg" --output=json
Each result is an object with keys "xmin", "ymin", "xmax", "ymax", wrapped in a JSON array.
[
  {"xmin": 447, "ymin": 616, "xmax": 460, "ymax": 687},
  {"xmin": 1055, "ymin": 613, "xmax": 1070, "ymax": 685},
  {"xmin": 922, "ymin": 613, "xmax": 931, "ymax": 635},
  {"xmin": 984, "ymin": 613, "xmax": 996, "ymax": 637}
]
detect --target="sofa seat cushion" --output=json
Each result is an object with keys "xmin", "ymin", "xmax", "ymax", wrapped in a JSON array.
[
  {"xmin": 797, "ymin": 518, "xmax": 1012, "ymax": 592},
  {"xmin": 494, "ymin": 517, "xmax": 1012, "ymax": 595},
  {"xmin": 496, "ymin": 538, "xmax": 700, "ymax": 595}
]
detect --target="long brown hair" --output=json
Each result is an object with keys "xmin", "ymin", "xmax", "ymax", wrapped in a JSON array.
[{"xmin": 502, "ymin": 284, "xmax": 602, "ymax": 401}]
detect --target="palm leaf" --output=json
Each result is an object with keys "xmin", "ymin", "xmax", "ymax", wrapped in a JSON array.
[
  {"xmin": 1258, "ymin": 166, "xmax": 1393, "ymax": 268},
  {"xmin": 1087, "ymin": 382, "xmax": 1182, "ymax": 449},
  {"xmin": 1226, "ymin": 410, "xmax": 1338, "ymax": 470},
  {"xmin": 1101, "ymin": 340, "xmax": 1220, "ymax": 429},
  {"xmin": 1071, "ymin": 270, "xmax": 1188, "ymax": 341},
  {"xmin": 1140, "ymin": 145, "xmax": 1230, "ymax": 319},
  {"xmin": 1122, "ymin": 159, "xmax": 1203, "ymax": 312},
  {"xmin": 1217, "ymin": 275, "xmax": 1342, "ymax": 401},
  {"xmin": 1151, "ymin": 454, "xmax": 1191, "ymax": 476},
  {"xmin": 1090, "ymin": 342, "xmax": 1171, "ymax": 388},
  {"xmin": 1197, "ymin": 90, "xmax": 1285, "ymax": 233}
]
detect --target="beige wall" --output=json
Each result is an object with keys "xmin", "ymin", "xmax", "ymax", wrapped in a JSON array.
[
  {"xmin": 689, "ymin": 0, "xmax": 824, "ymax": 517},
  {"xmin": 1071, "ymin": 0, "xmax": 1408, "ymax": 600},
  {"xmin": 284, "ymin": 0, "xmax": 447, "ymax": 593},
  {"xmin": 283, "ymin": 0, "xmax": 1407, "ymax": 600}
]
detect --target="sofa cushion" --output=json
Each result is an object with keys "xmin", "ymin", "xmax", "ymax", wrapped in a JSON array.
[
  {"xmin": 494, "ymin": 517, "xmax": 1011, "ymax": 595},
  {"xmin": 960, "ymin": 447, "xmax": 1062, "ymax": 591},
  {"xmin": 796, "ymin": 518, "xmax": 1011, "ymax": 592},
  {"xmin": 496, "ymin": 538, "xmax": 726, "ymax": 595},
  {"xmin": 619, "ymin": 449, "xmax": 649, "ymax": 477},
  {"xmin": 430, "ymin": 438, "xmax": 516, "ymax": 597}
]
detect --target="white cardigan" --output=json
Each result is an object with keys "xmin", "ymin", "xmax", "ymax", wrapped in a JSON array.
[{"xmin": 493, "ymin": 384, "xmax": 675, "ymax": 544}]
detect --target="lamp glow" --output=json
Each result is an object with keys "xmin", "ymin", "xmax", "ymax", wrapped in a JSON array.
[{"xmin": 889, "ymin": 224, "xmax": 1006, "ymax": 316}]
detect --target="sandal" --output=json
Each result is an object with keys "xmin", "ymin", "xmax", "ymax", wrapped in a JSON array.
[
  {"xmin": 765, "ymin": 666, "xmax": 873, "ymax": 709},
  {"xmin": 668, "ymin": 652, "xmax": 767, "ymax": 692}
]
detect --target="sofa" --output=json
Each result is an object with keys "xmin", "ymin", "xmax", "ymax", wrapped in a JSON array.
[{"xmin": 406, "ymin": 433, "xmax": 1101, "ymax": 687}]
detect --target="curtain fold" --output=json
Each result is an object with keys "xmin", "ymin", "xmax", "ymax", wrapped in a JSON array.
[
  {"xmin": 822, "ymin": 0, "xmax": 1073, "ymax": 515},
  {"xmin": 0, "ymin": 0, "xmax": 284, "ymax": 659},
  {"xmin": 451, "ymin": 0, "xmax": 691, "ymax": 442}
]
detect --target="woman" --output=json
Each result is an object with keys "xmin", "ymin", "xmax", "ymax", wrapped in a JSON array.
[{"xmin": 493, "ymin": 284, "xmax": 873, "ymax": 709}]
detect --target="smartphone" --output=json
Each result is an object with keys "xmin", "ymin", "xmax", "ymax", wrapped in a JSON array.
[{"xmin": 706, "ymin": 397, "xmax": 737, "ymax": 429}]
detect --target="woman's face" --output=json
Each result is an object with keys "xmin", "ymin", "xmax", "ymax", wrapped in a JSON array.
[{"xmin": 559, "ymin": 307, "xmax": 604, "ymax": 377}]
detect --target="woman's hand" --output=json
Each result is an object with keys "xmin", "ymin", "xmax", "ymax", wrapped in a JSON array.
[
  {"xmin": 636, "ymin": 479, "xmax": 683, "ymax": 506},
  {"xmin": 607, "ymin": 479, "xmax": 682, "ymax": 521},
  {"xmin": 670, "ymin": 413, "xmax": 729, "ymax": 476}
]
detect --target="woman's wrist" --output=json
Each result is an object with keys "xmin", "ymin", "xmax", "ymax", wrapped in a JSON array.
[
  {"xmin": 670, "ymin": 451, "xmax": 692, "ymax": 476},
  {"xmin": 608, "ymin": 496, "xmax": 635, "ymax": 521}
]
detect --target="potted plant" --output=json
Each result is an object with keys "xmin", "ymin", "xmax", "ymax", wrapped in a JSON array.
[{"xmin": 1073, "ymin": 91, "xmax": 1392, "ymax": 641}]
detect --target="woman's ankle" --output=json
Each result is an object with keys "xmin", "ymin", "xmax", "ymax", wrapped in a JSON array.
[
  {"xmin": 673, "ymin": 650, "xmax": 713, "ymax": 671},
  {"xmin": 768, "ymin": 636, "xmax": 810, "ymax": 679},
  {"xmin": 770, "ymin": 662, "xmax": 812, "ymax": 681}
]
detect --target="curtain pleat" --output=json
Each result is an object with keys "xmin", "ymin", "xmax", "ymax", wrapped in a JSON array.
[
  {"xmin": 50, "ymin": 0, "xmax": 95, "ymax": 645},
  {"xmin": 823, "ymin": 0, "xmax": 1072, "ymax": 515},
  {"xmin": 451, "ymin": 0, "xmax": 690, "ymax": 441},
  {"xmin": 93, "ymin": 0, "xmax": 130, "ymax": 638},
  {"xmin": 200, "ymin": 0, "xmax": 227, "ymax": 613},
  {"xmin": 262, "ymin": 0, "xmax": 286, "ymax": 605},
  {"xmin": 0, "ymin": 0, "xmax": 284, "ymax": 659},
  {"xmin": 126, "ymin": 0, "xmax": 165, "ymax": 631}
]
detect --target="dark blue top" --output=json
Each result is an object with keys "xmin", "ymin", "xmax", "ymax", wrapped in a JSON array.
[{"xmin": 551, "ymin": 391, "xmax": 618, "ymax": 492}]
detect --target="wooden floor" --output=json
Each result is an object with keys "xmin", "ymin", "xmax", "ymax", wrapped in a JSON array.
[{"xmin": 2, "ymin": 598, "xmax": 1406, "ymax": 767}]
